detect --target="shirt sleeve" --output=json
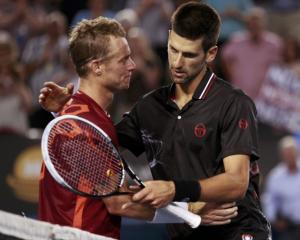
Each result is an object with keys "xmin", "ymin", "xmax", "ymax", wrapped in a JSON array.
[
  {"xmin": 115, "ymin": 107, "xmax": 145, "ymax": 156},
  {"xmin": 220, "ymin": 92, "xmax": 260, "ymax": 161}
]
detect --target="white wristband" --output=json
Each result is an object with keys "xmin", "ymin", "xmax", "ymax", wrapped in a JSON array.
[{"xmin": 149, "ymin": 202, "xmax": 188, "ymax": 224}]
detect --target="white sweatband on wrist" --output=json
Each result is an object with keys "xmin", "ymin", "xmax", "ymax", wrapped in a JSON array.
[{"xmin": 149, "ymin": 202, "xmax": 188, "ymax": 224}]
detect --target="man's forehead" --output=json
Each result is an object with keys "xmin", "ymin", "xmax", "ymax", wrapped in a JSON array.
[
  {"xmin": 108, "ymin": 37, "xmax": 130, "ymax": 56},
  {"xmin": 168, "ymin": 30, "xmax": 203, "ymax": 52}
]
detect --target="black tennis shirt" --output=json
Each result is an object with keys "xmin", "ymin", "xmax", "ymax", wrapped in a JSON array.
[
  {"xmin": 116, "ymin": 69, "xmax": 271, "ymax": 239},
  {"xmin": 117, "ymin": 69, "xmax": 259, "ymax": 180}
]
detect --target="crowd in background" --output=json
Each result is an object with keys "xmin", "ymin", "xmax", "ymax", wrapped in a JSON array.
[{"xmin": 1, "ymin": 0, "xmax": 300, "ymax": 239}]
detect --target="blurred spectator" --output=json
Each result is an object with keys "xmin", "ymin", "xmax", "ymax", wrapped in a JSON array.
[
  {"xmin": 51, "ymin": 54, "xmax": 78, "ymax": 89},
  {"xmin": 106, "ymin": 0, "xmax": 128, "ymax": 12},
  {"xmin": 221, "ymin": 7, "xmax": 282, "ymax": 100},
  {"xmin": 0, "ymin": 31, "xmax": 31, "ymax": 134},
  {"xmin": 126, "ymin": 0, "xmax": 174, "ymax": 67},
  {"xmin": 204, "ymin": 0, "xmax": 254, "ymax": 78},
  {"xmin": 265, "ymin": 0, "xmax": 300, "ymax": 44},
  {"xmin": 253, "ymin": 36, "xmax": 300, "ymax": 134},
  {"xmin": 174, "ymin": 0, "xmax": 199, "ymax": 8},
  {"xmin": 262, "ymin": 136, "xmax": 300, "ymax": 240},
  {"xmin": 205, "ymin": 0, "xmax": 254, "ymax": 44},
  {"xmin": 0, "ymin": 0, "xmax": 48, "ymax": 51},
  {"xmin": 21, "ymin": 11, "xmax": 69, "ymax": 128},
  {"xmin": 56, "ymin": 0, "xmax": 85, "ymax": 25},
  {"xmin": 127, "ymin": 27, "xmax": 163, "ymax": 88},
  {"xmin": 71, "ymin": 0, "xmax": 115, "ymax": 26},
  {"xmin": 281, "ymin": 36, "xmax": 300, "ymax": 76},
  {"xmin": 115, "ymin": 8, "xmax": 138, "ymax": 33}
]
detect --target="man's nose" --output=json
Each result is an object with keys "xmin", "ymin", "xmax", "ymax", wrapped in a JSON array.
[
  {"xmin": 128, "ymin": 57, "xmax": 136, "ymax": 71},
  {"xmin": 173, "ymin": 53, "xmax": 183, "ymax": 68}
]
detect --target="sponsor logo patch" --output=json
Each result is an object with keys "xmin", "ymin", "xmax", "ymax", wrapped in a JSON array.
[
  {"xmin": 239, "ymin": 119, "xmax": 249, "ymax": 129},
  {"xmin": 194, "ymin": 123, "xmax": 206, "ymax": 138}
]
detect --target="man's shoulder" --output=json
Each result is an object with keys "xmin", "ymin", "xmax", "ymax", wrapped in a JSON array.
[
  {"xmin": 214, "ymin": 78, "xmax": 255, "ymax": 107},
  {"xmin": 214, "ymin": 77, "xmax": 249, "ymax": 98},
  {"xmin": 59, "ymin": 93, "xmax": 91, "ymax": 117},
  {"xmin": 263, "ymin": 31, "xmax": 283, "ymax": 47},
  {"xmin": 139, "ymin": 85, "xmax": 170, "ymax": 103}
]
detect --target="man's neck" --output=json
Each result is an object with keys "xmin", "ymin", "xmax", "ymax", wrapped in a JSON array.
[
  {"xmin": 174, "ymin": 66, "xmax": 207, "ymax": 109},
  {"xmin": 249, "ymin": 31, "xmax": 263, "ymax": 43},
  {"xmin": 79, "ymin": 78, "xmax": 113, "ymax": 111}
]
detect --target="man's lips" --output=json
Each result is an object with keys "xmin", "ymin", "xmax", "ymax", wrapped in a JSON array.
[{"xmin": 173, "ymin": 70, "xmax": 186, "ymax": 78}]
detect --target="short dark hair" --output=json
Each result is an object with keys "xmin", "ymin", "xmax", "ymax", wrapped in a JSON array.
[
  {"xmin": 69, "ymin": 16, "xmax": 126, "ymax": 77},
  {"xmin": 171, "ymin": 2, "xmax": 221, "ymax": 52}
]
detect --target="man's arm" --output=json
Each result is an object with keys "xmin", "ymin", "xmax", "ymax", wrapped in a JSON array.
[
  {"xmin": 39, "ymin": 82, "xmax": 73, "ymax": 112},
  {"xmin": 131, "ymin": 154, "xmax": 250, "ymax": 208},
  {"xmin": 103, "ymin": 193, "xmax": 155, "ymax": 221},
  {"xmin": 189, "ymin": 202, "xmax": 237, "ymax": 226},
  {"xmin": 104, "ymin": 192, "xmax": 238, "ymax": 225},
  {"xmin": 199, "ymin": 154, "xmax": 249, "ymax": 202}
]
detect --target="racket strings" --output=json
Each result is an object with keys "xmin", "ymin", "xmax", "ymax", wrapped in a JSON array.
[{"xmin": 47, "ymin": 119, "xmax": 124, "ymax": 196}]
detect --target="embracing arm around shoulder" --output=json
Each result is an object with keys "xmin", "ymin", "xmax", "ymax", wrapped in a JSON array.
[{"xmin": 39, "ymin": 82, "xmax": 74, "ymax": 113}]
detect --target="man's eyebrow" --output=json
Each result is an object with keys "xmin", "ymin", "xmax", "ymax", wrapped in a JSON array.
[
  {"xmin": 169, "ymin": 43, "xmax": 198, "ymax": 57},
  {"xmin": 182, "ymin": 52, "xmax": 198, "ymax": 57},
  {"xmin": 169, "ymin": 44, "xmax": 178, "ymax": 51},
  {"xmin": 118, "ymin": 52, "xmax": 131, "ymax": 62}
]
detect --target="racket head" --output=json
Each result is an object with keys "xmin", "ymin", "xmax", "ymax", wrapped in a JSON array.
[{"xmin": 41, "ymin": 115, "xmax": 125, "ymax": 198}]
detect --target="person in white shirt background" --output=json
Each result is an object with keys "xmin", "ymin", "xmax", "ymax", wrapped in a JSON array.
[{"xmin": 262, "ymin": 135, "xmax": 300, "ymax": 240}]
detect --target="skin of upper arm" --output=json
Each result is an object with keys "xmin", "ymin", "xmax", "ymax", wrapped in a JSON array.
[{"xmin": 223, "ymin": 154, "xmax": 250, "ymax": 194}]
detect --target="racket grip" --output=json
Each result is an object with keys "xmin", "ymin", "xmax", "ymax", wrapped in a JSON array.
[{"xmin": 164, "ymin": 203, "xmax": 201, "ymax": 228}]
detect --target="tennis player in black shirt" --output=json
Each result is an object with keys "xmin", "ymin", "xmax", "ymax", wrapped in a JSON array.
[
  {"xmin": 38, "ymin": 2, "xmax": 271, "ymax": 239},
  {"xmin": 117, "ymin": 3, "xmax": 271, "ymax": 240}
]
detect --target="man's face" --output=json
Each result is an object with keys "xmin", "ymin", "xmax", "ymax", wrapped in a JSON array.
[
  {"xmin": 245, "ymin": 9, "xmax": 265, "ymax": 37},
  {"xmin": 101, "ymin": 37, "xmax": 136, "ymax": 92},
  {"xmin": 167, "ymin": 30, "xmax": 213, "ymax": 85},
  {"xmin": 281, "ymin": 146, "xmax": 297, "ymax": 168}
]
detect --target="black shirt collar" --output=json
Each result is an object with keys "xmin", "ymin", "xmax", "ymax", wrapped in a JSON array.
[
  {"xmin": 193, "ymin": 69, "xmax": 216, "ymax": 100},
  {"xmin": 167, "ymin": 69, "xmax": 216, "ymax": 101}
]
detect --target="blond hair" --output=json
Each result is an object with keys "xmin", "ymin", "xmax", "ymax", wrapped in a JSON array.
[{"xmin": 69, "ymin": 17, "xmax": 126, "ymax": 77}]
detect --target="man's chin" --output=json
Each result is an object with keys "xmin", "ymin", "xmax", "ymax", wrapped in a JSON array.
[
  {"xmin": 121, "ymin": 83, "xmax": 130, "ymax": 90},
  {"xmin": 113, "ymin": 84, "xmax": 130, "ymax": 92},
  {"xmin": 172, "ymin": 77, "xmax": 188, "ymax": 84}
]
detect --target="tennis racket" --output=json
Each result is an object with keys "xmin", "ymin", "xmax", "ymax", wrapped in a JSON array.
[{"xmin": 41, "ymin": 115, "xmax": 201, "ymax": 228}]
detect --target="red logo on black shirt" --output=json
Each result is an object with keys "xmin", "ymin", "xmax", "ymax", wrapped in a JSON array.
[
  {"xmin": 194, "ymin": 123, "xmax": 206, "ymax": 138},
  {"xmin": 238, "ymin": 119, "xmax": 248, "ymax": 129}
]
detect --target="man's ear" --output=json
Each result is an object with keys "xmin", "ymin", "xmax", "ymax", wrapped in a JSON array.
[
  {"xmin": 205, "ymin": 46, "xmax": 218, "ymax": 64},
  {"xmin": 90, "ymin": 60, "xmax": 103, "ymax": 76}
]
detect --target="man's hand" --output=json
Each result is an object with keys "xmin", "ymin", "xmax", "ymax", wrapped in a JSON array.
[
  {"xmin": 131, "ymin": 180, "xmax": 175, "ymax": 208},
  {"xmin": 39, "ymin": 82, "xmax": 74, "ymax": 112},
  {"xmin": 189, "ymin": 202, "xmax": 238, "ymax": 226}
]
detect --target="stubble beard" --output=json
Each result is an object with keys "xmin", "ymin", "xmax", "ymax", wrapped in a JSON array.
[{"xmin": 170, "ymin": 69, "xmax": 199, "ymax": 85}]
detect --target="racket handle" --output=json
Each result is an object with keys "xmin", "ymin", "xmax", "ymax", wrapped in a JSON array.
[{"xmin": 164, "ymin": 203, "xmax": 201, "ymax": 228}]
